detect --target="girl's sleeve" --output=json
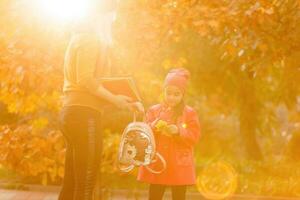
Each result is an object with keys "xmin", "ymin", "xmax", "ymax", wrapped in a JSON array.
[
  {"xmin": 145, "ymin": 107, "xmax": 159, "ymax": 131},
  {"xmin": 176, "ymin": 109, "xmax": 201, "ymax": 147}
]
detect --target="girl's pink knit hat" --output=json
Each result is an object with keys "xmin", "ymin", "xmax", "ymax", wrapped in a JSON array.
[{"xmin": 164, "ymin": 68, "xmax": 190, "ymax": 92}]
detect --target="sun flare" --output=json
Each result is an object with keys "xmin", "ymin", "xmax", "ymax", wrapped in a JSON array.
[{"xmin": 37, "ymin": 0, "xmax": 91, "ymax": 22}]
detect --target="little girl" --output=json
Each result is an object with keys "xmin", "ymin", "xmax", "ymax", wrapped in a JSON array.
[{"xmin": 138, "ymin": 68, "xmax": 201, "ymax": 200}]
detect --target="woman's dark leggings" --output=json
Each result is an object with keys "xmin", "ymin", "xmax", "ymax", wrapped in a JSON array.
[
  {"xmin": 149, "ymin": 184, "xmax": 187, "ymax": 200},
  {"xmin": 58, "ymin": 106, "xmax": 102, "ymax": 200}
]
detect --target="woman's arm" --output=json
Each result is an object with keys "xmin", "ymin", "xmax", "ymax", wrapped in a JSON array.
[{"xmin": 74, "ymin": 34, "xmax": 141, "ymax": 111}]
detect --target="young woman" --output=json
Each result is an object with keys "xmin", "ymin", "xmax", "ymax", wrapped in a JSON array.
[
  {"xmin": 138, "ymin": 68, "xmax": 201, "ymax": 200},
  {"xmin": 58, "ymin": 1, "xmax": 143, "ymax": 200}
]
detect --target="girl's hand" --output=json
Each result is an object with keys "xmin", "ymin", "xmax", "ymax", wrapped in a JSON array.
[
  {"xmin": 167, "ymin": 124, "xmax": 179, "ymax": 135},
  {"xmin": 155, "ymin": 121, "xmax": 179, "ymax": 137},
  {"xmin": 155, "ymin": 120, "xmax": 168, "ymax": 131}
]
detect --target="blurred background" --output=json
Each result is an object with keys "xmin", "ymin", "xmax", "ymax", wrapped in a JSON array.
[{"xmin": 0, "ymin": 0, "xmax": 300, "ymax": 199}]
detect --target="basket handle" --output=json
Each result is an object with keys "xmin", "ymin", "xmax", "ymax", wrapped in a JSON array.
[
  {"xmin": 118, "ymin": 163, "xmax": 135, "ymax": 173},
  {"xmin": 133, "ymin": 111, "xmax": 146, "ymax": 123},
  {"xmin": 145, "ymin": 152, "xmax": 166, "ymax": 174}
]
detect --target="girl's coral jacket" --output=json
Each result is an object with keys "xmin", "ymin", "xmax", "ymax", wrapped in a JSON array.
[{"xmin": 138, "ymin": 103, "xmax": 201, "ymax": 185}]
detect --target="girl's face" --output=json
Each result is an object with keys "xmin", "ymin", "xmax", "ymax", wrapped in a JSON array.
[{"xmin": 164, "ymin": 85, "xmax": 184, "ymax": 108}]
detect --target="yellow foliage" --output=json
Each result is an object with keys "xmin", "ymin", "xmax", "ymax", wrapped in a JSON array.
[{"xmin": 32, "ymin": 118, "xmax": 49, "ymax": 129}]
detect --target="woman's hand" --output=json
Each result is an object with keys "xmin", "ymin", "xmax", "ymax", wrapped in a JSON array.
[
  {"xmin": 131, "ymin": 101, "xmax": 145, "ymax": 114},
  {"xmin": 112, "ymin": 95, "xmax": 133, "ymax": 110},
  {"xmin": 112, "ymin": 95, "xmax": 145, "ymax": 114}
]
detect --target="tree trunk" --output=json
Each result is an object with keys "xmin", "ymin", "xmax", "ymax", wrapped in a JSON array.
[{"xmin": 239, "ymin": 73, "xmax": 263, "ymax": 160}]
